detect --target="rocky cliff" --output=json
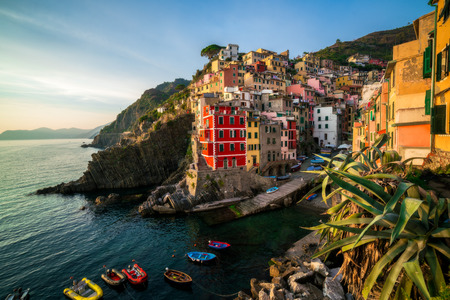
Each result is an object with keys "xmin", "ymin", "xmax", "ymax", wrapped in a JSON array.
[
  {"xmin": 89, "ymin": 78, "xmax": 190, "ymax": 148},
  {"xmin": 37, "ymin": 113, "xmax": 194, "ymax": 194}
]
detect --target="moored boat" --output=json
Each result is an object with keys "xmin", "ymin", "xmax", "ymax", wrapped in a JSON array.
[
  {"xmin": 63, "ymin": 278, "xmax": 103, "ymax": 300},
  {"xmin": 122, "ymin": 263, "xmax": 148, "ymax": 285},
  {"xmin": 164, "ymin": 268, "xmax": 192, "ymax": 288},
  {"xmin": 306, "ymin": 193, "xmax": 318, "ymax": 201},
  {"xmin": 266, "ymin": 187, "xmax": 279, "ymax": 194},
  {"xmin": 186, "ymin": 251, "xmax": 216, "ymax": 263},
  {"xmin": 208, "ymin": 240, "xmax": 231, "ymax": 250},
  {"xmin": 101, "ymin": 268, "xmax": 126, "ymax": 286},
  {"xmin": 5, "ymin": 288, "xmax": 30, "ymax": 300},
  {"xmin": 276, "ymin": 174, "xmax": 290, "ymax": 181}
]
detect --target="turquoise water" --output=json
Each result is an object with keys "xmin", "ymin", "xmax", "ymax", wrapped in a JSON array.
[{"xmin": 0, "ymin": 139, "xmax": 322, "ymax": 299}]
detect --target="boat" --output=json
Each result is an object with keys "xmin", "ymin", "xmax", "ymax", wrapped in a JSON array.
[
  {"xmin": 306, "ymin": 166, "xmax": 315, "ymax": 171},
  {"xmin": 4, "ymin": 288, "xmax": 30, "ymax": 300},
  {"xmin": 311, "ymin": 159, "xmax": 325, "ymax": 164},
  {"xmin": 314, "ymin": 166, "xmax": 323, "ymax": 171},
  {"xmin": 276, "ymin": 174, "xmax": 291, "ymax": 181},
  {"xmin": 164, "ymin": 268, "xmax": 192, "ymax": 288},
  {"xmin": 208, "ymin": 240, "xmax": 231, "ymax": 250},
  {"xmin": 101, "ymin": 268, "xmax": 126, "ymax": 286},
  {"xmin": 290, "ymin": 163, "xmax": 301, "ymax": 172},
  {"xmin": 306, "ymin": 193, "xmax": 318, "ymax": 201},
  {"xmin": 63, "ymin": 278, "xmax": 103, "ymax": 300},
  {"xmin": 266, "ymin": 187, "xmax": 279, "ymax": 194},
  {"xmin": 122, "ymin": 263, "xmax": 148, "ymax": 285},
  {"xmin": 186, "ymin": 251, "xmax": 216, "ymax": 263}
]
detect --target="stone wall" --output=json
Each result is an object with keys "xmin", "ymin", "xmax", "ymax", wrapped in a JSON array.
[{"xmin": 423, "ymin": 148, "xmax": 450, "ymax": 173}]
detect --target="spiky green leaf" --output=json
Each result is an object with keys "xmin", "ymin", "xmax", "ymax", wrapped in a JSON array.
[
  {"xmin": 390, "ymin": 197, "xmax": 423, "ymax": 244},
  {"xmin": 403, "ymin": 258, "xmax": 431, "ymax": 299}
]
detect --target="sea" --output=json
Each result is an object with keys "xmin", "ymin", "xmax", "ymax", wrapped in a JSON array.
[{"xmin": 0, "ymin": 139, "xmax": 323, "ymax": 299}]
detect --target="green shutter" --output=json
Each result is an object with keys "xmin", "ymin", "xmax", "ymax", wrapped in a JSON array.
[
  {"xmin": 436, "ymin": 52, "xmax": 442, "ymax": 81},
  {"xmin": 425, "ymin": 90, "xmax": 431, "ymax": 115},
  {"xmin": 423, "ymin": 46, "xmax": 431, "ymax": 78},
  {"xmin": 432, "ymin": 105, "xmax": 447, "ymax": 134}
]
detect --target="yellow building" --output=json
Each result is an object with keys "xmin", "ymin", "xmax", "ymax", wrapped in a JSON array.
[
  {"xmin": 242, "ymin": 51, "xmax": 269, "ymax": 65},
  {"xmin": 246, "ymin": 113, "xmax": 261, "ymax": 171},
  {"xmin": 262, "ymin": 54, "xmax": 286, "ymax": 74},
  {"xmin": 336, "ymin": 76, "xmax": 352, "ymax": 88},
  {"xmin": 211, "ymin": 59, "xmax": 226, "ymax": 73},
  {"xmin": 384, "ymin": 11, "xmax": 433, "ymax": 162},
  {"xmin": 430, "ymin": 0, "xmax": 450, "ymax": 151}
]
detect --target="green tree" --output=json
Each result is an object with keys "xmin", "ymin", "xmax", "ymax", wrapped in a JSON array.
[
  {"xmin": 200, "ymin": 44, "xmax": 224, "ymax": 60},
  {"xmin": 175, "ymin": 84, "xmax": 186, "ymax": 91}
]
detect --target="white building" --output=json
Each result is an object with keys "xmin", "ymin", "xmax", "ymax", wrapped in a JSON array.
[
  {"xmin": 219, "ymin": 44, "xmax": 239, "ymax": 61},
  {"xmin": 313, "ymin": 106, "xmax": 342, "ymax": 147}
]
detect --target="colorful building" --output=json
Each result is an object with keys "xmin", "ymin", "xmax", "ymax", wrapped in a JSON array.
[
  {"xmin": 430, "ymin": 0, "xmax": 450, "ymax": 152},
  {"xmin": 199, "ymin": 105, "xmax": 247, "ymax": 170},
  {"xmin": 246, "ymin": 112, "xmax": 261, "ymax": 171},
  {"xmin": 384, "ymin": 11, "xmax": 433, "ymax": 162}
]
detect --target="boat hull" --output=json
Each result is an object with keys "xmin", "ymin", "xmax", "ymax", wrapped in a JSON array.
[
  {"xmin": 122, "ymin": 264, "xmax": 148, "ymax": 285},
  {"xmin": 63, "ymin": 278, "xmax": 103, "ymax": 300},
  {"xmin": 208, "ymin": 241, "xmax": 230, "ymax": 250},
  {"xmin": 164, "ymin": 269, "xmax": 192, "ymax": 289},
  {"xmin": 187, "ymin": 252, "xmax": 216, "ymax": 263},
  {"xmin": 101, "ymin": 268, "xmax": 126, "ymax": 286}
]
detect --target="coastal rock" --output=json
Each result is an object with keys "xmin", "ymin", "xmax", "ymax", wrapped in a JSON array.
[
  {"xmin": 269, "ymin": 287, "xmax": 285, "ymax": 300},
  {"xmin": 260, "ymin": 282, "xmax": 281, "ymax": 291},
  {"xmin": 323, "ymin": 277, "xmax": 345, "ymax": 300},
  {"xmin": 281, "ymin": 266, "xmax": 302, "ymax": 280},
  {"xmin": 270, "ymin": 264, "xmax": 282, "ymax": 277},
  {"xmin": 250, "ymin": 278, "xmax": 262, "ymax": 299},
  {"xmin": 304, "ymin": 258, "xmax": 329, "ymax": 277},
  {"xmin": 288, "ymin": 271, "xmax": 315, "ymax": 287},
  {"xmin": 36, "ymin": 114, "xmax": 194, "ymax": 195},
  {"xmin": 235, "ymin": 291, "xmax": 252, "ymax": 300},
  {"xmin": 258, "ymin": 289, "xmax": 270, "ymax": 300},
  {"xmin": 271, "ymin": 277, "xmax": 287, "ymax": 289},
  {"xmin": 95, "ymin": 193, "xmax": 120, "ymax": 205}
]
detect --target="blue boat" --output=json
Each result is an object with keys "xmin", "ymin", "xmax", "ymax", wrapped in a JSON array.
[
  {"xmin": 306, "ymin": 193, "xmax": 318, "ymax": 201},
  {"xmin": 276, "ymin": 174, "xmax": 290, "ymax": 181},
  {"xmin": 208, "ymin": 240, "xmax": 231, "ymax": 250},
  {"xmin": 311, "ymin": 159, "xmax": 324, "ymax": 164},
  {"xmin": 306, "ymin": 166, "xmax": 315, "ymax": 171},
  {"xmin": 314, "ymin": 166, "xmax": 323, "ymax": 171},
  {"xmin": 186, "ymin": 252, "xmax": 216, "ymax": 263},
  {"xmin": 266, "ymin": 187, "xmax": 279, "ymax": 193}
]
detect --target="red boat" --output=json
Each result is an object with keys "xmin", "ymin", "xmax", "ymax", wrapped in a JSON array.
[
  {"xmin": 208, "ymin": 240, "xmax": 231, "ymax": 250},
  {"xmin": 122, "ymin": 263, "xmax": 148, "ymax": 285}
]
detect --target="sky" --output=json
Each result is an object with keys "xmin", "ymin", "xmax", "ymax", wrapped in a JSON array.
[{"xmin": 0, "ymin": 0, "xmax": 433, "ymax": 133}]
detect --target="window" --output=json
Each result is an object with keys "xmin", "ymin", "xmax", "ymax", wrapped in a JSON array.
[
  {"xmin": 230, "ymin": 144, "xmax": 235, "ymax": 151},
  {"xmin": 437, "ymin": 46, "xmax": 449, "ymax": 81},
  {"xmin": 240, "ymin": 130, "xmax": 245, "ymax": 137},
  {"xmin": 423, "ymin": 42, "xmax": 432, "ymax": 78},
  {"xmin": 230, "ymin": 130, "xmax": 235, "ymax": 138},
  {"xmin": 318, "ymin": 117, "xmax": 321, "ymax": 121},
  {"xmin": 268, "ymin": 152, "xmax": 271, "ymax": 161},
  {"xmin": 324, "ymin": 133, "xmax": 328, "ymax": 140},
  {"xmin": 438, "ymin": 0, "xmax": 450, "ymax": 23},
  {"xmin": 325, "ymin": 124, "xmax": 328, "ymax": 129},
  {"xmin": 255, "ymin": 132, "xmax": 258, "ymax": 138},
  {"xmin": 272, "ymin": 127, "xmax": 276, "ymax": 133},
  {"xmin": 432, "ymin": 105, "xmax": 447, "ymax": 134},
  {"xmin": 254, "ymin": 122, "xmax": 257, "ymax": 127},
  {"xmin": 325, "ymin": 116, "xmax": 329, "ymax": 121},
  {"xmin": 230, "ymin": 117, "xmax": 235, "ymax": 125},
  {"xmin": 240, "ymin": 117, "xmax": 244, "ymax": 125},
  {"xmin": 425, "ymin": 89, "xmax": 431, "ymax": 115},
  {"xmin": 267, "ymin": 138, "xmax": 270, "ymax": 144},
  {"xmin": 317, "ymin": 109, "xmax": 320, "ymax": 113},
  {"xmin": 219, "ymin": 144, "xmax": 224, "ymax": 152},
  {"xmin": 248, "ymin": 132, "xmax": 252, "ymax": 139},
  {"xmin": 272, "ymin": 138, "xmax": 276, "ymax": 144},
  {"xmin": 318, "ymin": 124, "xmax": 322, "ymax": 129},
  {"xmin": 218, "ymin": 116, "xmax": 223, "ymax": 125},
  {"xmin": 248, "ymin": 122, "xmax": 252, "ymax": 127},
  {"xmin": 219, "ymin": 130, "xmax": 224, "ymax": 138},
  {"xmin": 240, "ymin": 143, "xmax": 245, "ymax": 151}
]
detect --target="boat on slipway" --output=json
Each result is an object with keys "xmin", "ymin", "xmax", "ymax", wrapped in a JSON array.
[{"xmin": 266, "ymin": 187, "xmax": 279, "ymax": 194}]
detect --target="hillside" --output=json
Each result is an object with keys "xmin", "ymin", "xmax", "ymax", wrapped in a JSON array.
[
  {"xmin": 90, "ymin": 78, "xmax": 190, "ymax": 148},
  {"xmin": 0, "ymin": 126, "xmax": 104, "ymax": 140},
  {"xmin": 313, "ymin": 24, "xmax": 416, "ymax": 64}
]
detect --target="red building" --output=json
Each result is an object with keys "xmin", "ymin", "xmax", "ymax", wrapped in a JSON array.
[
  {"xmin": 219, "ymin": 62, "xmax": 240, "ymax": 91},
  {"xmin": 199, "ymin": 105, "xmax": 247, "ymax": 170}
]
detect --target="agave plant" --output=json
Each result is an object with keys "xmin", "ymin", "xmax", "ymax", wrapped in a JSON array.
[{"xmin": 300, "ymin": 134, "xmax": 449, "ymax": 299}]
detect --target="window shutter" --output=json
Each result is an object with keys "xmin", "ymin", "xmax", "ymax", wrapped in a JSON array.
[
  {"xmin": 436, "ymin": 52, "xmax": 442, "ymax": 81},
  {"xmin": 423, "ymin": 46, "xmax": 431, "ymax": 78},
  {"xmin": 425, "ymin": 89, "xmax": 431, "ymax": 115}
]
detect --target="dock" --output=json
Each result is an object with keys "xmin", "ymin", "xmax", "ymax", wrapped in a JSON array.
[{"xmin": 197, "ymin": 177, "xmax": 312, "ymax": 225}]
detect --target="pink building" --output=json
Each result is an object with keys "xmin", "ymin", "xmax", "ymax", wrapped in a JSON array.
[
  {"xmin": 307, "ymin": 78, "xmax": 326, "ymax": 96},
  {"xmin": 286, "ymin": 84, "xmax": 315, "ymax": 101}
]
